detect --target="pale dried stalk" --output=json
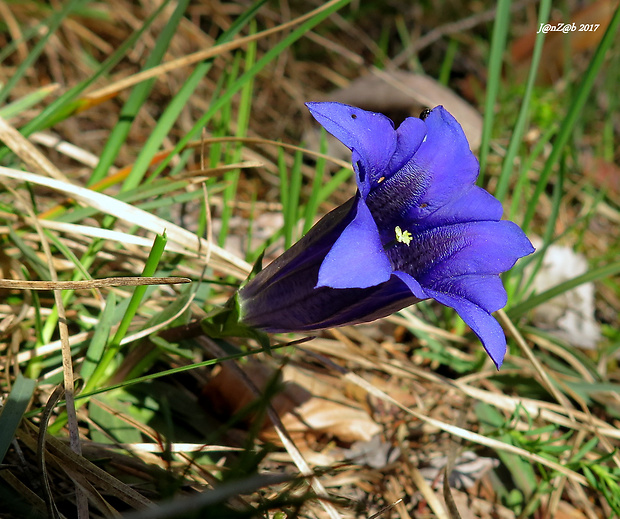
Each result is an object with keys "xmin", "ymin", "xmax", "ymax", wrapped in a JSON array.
[
  {"xmin": 0, "ymin": 116, "xmax": 70, "ymax": 182},
  {"xmin": 0, "ymin": 277, "xmax": 190, "ymax": 290},
  {"xmin": 497, "ymin": 309, "xmax": 577, "ymax": 422},
  {"xmin": 8, "ymin": 186, "xmax": 89, "ymax": 517},
  {"xmin": 303, "ymin": 349, "xmax": 588, "ymax": 486},
  {"xmin": 84, "ymin": 0, "xmax": 351, "ymax": 102},
  {"xmin": 0, "ymin": 167, "xmax": 251, "ymax": 278}
]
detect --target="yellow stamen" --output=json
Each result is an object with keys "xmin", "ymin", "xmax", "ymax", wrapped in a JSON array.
[{"xmin": 395, "ymin": 226, "xmax": 412, "ymax": 246}]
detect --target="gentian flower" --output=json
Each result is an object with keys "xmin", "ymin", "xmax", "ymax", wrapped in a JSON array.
[{"xmin": 237, "ymin": 102, "xmax": 534, "ymax": 368}]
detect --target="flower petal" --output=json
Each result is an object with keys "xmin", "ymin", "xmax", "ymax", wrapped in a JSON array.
[
  {"xmin": 238, "ymin": 102, "xmax": 536, "ymax": 370},
  {"xmin": 428, "ymin": 220, "xmax": 534, "ymax": 279},
  {"xmin": 241, "ymin": 276, "xmax": 422, "ymax": 332},
  {"xmin": 390, "ymin": 221, "xmax": 534, "ymax": 285},
  {"xmin": 242, "ymin": 199, "xmax": 356, "ymax": 295},
  {"xmin": 317, "ymin": 198, "xmax": 392, "ymax": 289},
  {"xmin": 392, "ymin": 271, "xmax": 430, "ymax": 300},
  {"xmin": 426, "ymin": 288, "xmax": 507, "ymax": 369},
  {"xmin": 429, "ymin": 274, "xmax": 507, "ymax": 313},
  {"xmin": 365, "ymin": 106, "xmax": 479, "ymax": 229},
  {"xmin": 387, "ymin": 116, "xmax": 427, "ymax": 174},
  {"xmin": 305, "ymin": 102, "xmax": 398, "ymax": 195},
  {"xmin": 405, "ymin": 106, "xmax": 480, "ymax": 217},
  {"xmin": 410, "ymin": 185, "xmax": 504, "ymax": 231}
]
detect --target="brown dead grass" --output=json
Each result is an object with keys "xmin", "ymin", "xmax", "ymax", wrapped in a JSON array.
[{"xmin": 0, "ymin": 1, "xmax": 619, "ymax": 518}]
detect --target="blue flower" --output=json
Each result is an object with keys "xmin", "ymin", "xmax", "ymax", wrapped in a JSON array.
[{"xmin": 238, "ymin": 102, "xmax": 534, "ymax": 368}]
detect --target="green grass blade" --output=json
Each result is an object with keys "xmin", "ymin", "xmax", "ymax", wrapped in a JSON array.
[
  {"xmin": 318, "ymin": 167, "xmax": 353, "ymax": 202},
  {"xmin": 303, "ymin": 129, "xmax": 328, "ymax": 233},
  {"xmin": 438, "ymin": 38, "xmax": 458, "ymax": 86},
  {"xmin": 88, "ymin": 0, "xmax": 187, "ymax": 186},
  {"xmin": 277, "ymin": 147, "xmax": 290, "ymax": 248},
  {"xmin": 0, "ymin": 0, "xmax": 170, "ymax": 165},
  {"xmin": 7, "ymin": 226, "xmax": 49, "ymax": 280},
  {"xmin": 108, "ymin": 232, "xmax": 168, "ymax": 348},
  {"xmin": 286, "ymin": 150, "xmax": 303, "ymax": 248},
  {"xmin": 0, "ymin": 375, "xmax": 36, "ymax": 463},
  {"xmin": 0, "ymin": 19, "xmax": 47, "ymax": 64},
  {"xmin": 522, "ymin": 5, "xmax": 620, "ymax": 230},
  {"xmin": 216, "ymin": 54, "xmax": 243, "ymax": 247},
  {"xmin": 512, "ymin": 158, "xmax": 564, "ymax": 301},
  {"xmin": 508, "ymin": 123, "xmax": 556, "ymax": 221},
  {"xmin": 83, "ymin": 231, "xmax": 168, "ymax": 393},
  {"xmin": 508, "ymin": 260, "xmax": 620, "ymax": 319},
  {"xmin": 148, "ymin": 0, "xmax": 352, "ymax": 182},
  {"xmin": 494, "ymin": 0, "xmax": 551, "ymax": 202},
  {"xmin": 219, "ymin": 25, "xmax": 258, "ymax": 246},
  {"xmin": 89, "ymin": 395, "xmax": 143, "ymax": 444},
  {"xmin": 477, "ymin": 0, "xmax": 512, "ymax": 182},
  {"xmin": 0, "ymin": 0, "xmax": 81, "ymax": 105},
  {"xmin": 121, "ymin": 1, "xmax": 267, "ymax": 192},
  {"xmin": 69, "ymin": 340, "xmax": 296, "ymax": 405},
  {"xmin": 0, "ymin": 85, "xmax": 58, "ymax": 119},
  {"xmin": 80, "ymin": 292, "xmax": 117, "ymax": 382},
  {"xmin": 120, "ymin": 61, "xmax": 208, "ymax": 191}
]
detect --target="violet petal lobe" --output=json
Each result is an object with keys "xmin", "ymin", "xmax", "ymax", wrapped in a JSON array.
[
  {"xmin": 387, "ymin": 116, "xmax": 428, "ymax": 174},
  {"xmin": 413, "ymin": 185, "xmax": 503, "ymax": 230},
  {"xmin": 406, "ymin": 106, "xmax": 479, "ymax": 214},
  {"xmin": 317, "ymin": 196, "xmax": 392, "ymax": 289},
  {"xmin": 364, "ymin": 106, "xmax": 481, "ymax": 232},
  {"xmin": 392, "ymin": 271, "xmax": 430, "ymax": 300},
  {"xmin": 408, "ymin": 221, "xmax": 535, "ymax": 286},
  {"xmin": 430, "ymin": 275, "xmax": 508, "ymax": 314},
  {"xmin": 425, "ymin": 288, "xmax": 508, "ymax": 369},
  {"xmin": 306, "ymin": 102, "xmax": 404, "ymax": 195}
]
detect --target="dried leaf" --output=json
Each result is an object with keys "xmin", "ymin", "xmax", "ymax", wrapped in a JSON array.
[
  {"xmin": 202, "ymin": 359, "xmax": 381, "ymax": 443},
  {"xmin": 419, "ymin": 451, "xmax": 500, "ymax": 490},
  {"xmin": 342, "ymin": 434, "xmax": 401, "ymax": 469},
  {"xmin": 325, "ymin": 70, "xmax": 483, "ymax": 149}
]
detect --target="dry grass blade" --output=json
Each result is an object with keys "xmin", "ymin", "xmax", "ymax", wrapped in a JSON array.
[
  {"xmin": 38, "ymin": 385, "xmax": 66, "ymax": 519},
  {"xmin": 198, "ymin": 337, "xmax": 343, "ymax": 519},
  {"xmin": 0, "ymin": 470, "xmax": 53, "ymax": 518},
  {"xmin": 497, "ymin": 310, "xmax": 577, "ymax": 421},
  {"xmin": 303, "ymin": 349, "xmax": 589, "ymax": 486},
  {"xmin": 23, "ymin": 421, "xmax": 155, "ymax": 510},
  {"xmin": 442, "ymin": 468, "xmax": 462, "ymax": 519},
  {"xmin": 0, "ymin": 116, "xmax": 70, "ymax": 182},
  {"xmin": 29, "ymin": 131, "xmax": 101, "ymax": 168},
  {"xmin": 305, "ymin": 337, "xmax": 620, "ymax": 442},
  {"xmin": 186, "ymin": 136, "xmax": 353, "ymax": 170},
  {"xmin": 1, "ymin": 1, "xmax": 617, "ymax": 516},
  {"xmin": 406, "ymin": 463, "xmax": 449, "ymax": 519},
  {"xmin": 0, "ymin": 166, "xmax": 251, "ymax": 278},
  {"xmin": 9, "ymin": 181, "xmax": 88, "ymax": 516},
  {"xmin": 368, "ymin": 499, "xmax": 404, "ymax": 519},
  {"xmin": 14, "ymin": 332, "xmax": 91, "ymax": 364},
  {"xmin": 0, "ymin": 276, "xmax": 191, "ymax": 290},
  {"xmin": 120, "ymin": 473, "xmax": 292, "ymax": 519},
  {"xmin": 0, "ymin": 2, "xmax": 28, "ymax": 62},
  {"xmin": 83, "ymin": 0, "xmax": 352, "ymax": 103},
  {"xmin": 390, "ymin": 0, "xmax": 538, "ymax": 65},
  {"xmin": 12, "ymin": 291, "xmax": 192, "ymax": 365},
  {"xmin": 83, "ymin": 441, "xmax": 243, "ymax": 453}
]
